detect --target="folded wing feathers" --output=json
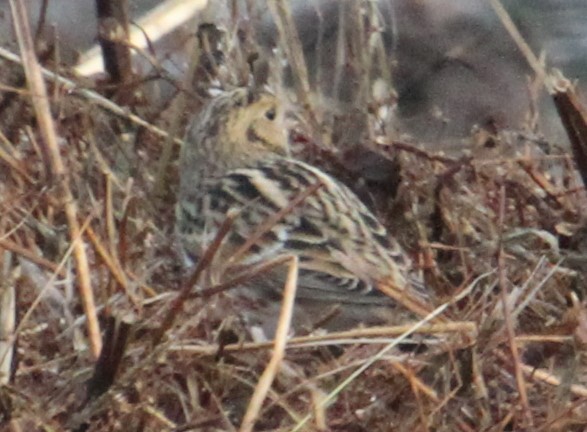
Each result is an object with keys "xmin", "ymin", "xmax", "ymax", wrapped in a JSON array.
[{"xmin": 177, "ymin": 157, "xmax": 409, "ymax": 294}]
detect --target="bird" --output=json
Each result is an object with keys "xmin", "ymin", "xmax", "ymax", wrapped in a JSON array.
[{"xmin": 176, "ymin": 87, "xmax": 429, "ymax": 332}]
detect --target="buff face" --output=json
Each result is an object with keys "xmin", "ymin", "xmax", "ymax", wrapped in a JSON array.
[{"xmin": 225, "ymin": 91, "xmax": 289, "ymax": 159}]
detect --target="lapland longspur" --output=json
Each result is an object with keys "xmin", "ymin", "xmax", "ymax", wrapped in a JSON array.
[{"xmin": 176, "ymin": 87, "xmax": 428, "ymax": 330}]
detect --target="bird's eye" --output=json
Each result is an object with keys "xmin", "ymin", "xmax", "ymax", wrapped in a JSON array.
[{"xmin": 265, "ymin": 108, "xmax": 276, "ymax": 121}]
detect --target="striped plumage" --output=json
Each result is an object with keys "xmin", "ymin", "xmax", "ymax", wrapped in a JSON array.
[{"xmin": 177, "ymin": 88, "xmax": 424, "ymax": 329}]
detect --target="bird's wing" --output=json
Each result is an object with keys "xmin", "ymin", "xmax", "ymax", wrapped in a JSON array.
[{"xmin": 177, "ymin": 157, "xmax": 411, "ymax": 299}]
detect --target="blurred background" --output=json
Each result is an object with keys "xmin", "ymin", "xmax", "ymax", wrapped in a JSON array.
[{"xmin": 1, "ymin": 0, "xmax": 586, "ymax": 147}]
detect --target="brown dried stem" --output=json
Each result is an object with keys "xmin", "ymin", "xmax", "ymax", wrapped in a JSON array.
[
  {"xmin": 95, "ymin": 0, "xmax": 134, "ymax": 88},
  {"xmin": 151, "ymin": 209, "xmax": 238, "ymax": 346},
  {"xmin": 239, "ymin": 256, "xmax": 298, "ymax": 432},
  {"xmin": 8, "ymin": 0, "xmax": 102, "ymax": 358}
]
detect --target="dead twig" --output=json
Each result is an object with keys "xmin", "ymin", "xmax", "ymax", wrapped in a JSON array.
[{"xmin": 151, "ymin": 209, "xmax": 238, "ymax": 346}]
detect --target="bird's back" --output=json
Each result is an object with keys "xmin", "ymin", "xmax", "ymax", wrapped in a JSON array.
[{"xmin": 177, "ymin": 156, "xmax": 414, "ymax": 304}]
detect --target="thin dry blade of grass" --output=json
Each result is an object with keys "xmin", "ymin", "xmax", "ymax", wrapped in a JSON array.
[
  {"xmin": 152, "ymin": 32, "xmax": 201, "ymax": 202},
  {"xmin": 84, "ymin": 226, "xmax": 140, "ymax": 306},
  {"xmin": 171, "ymin": 321, "xmax": 476, "ymax": 356},
  {"xmin": 8, "ymin": 0, "xmax": 102, "ymax": 358},
  {"xmin": 14, "ymin": 212, "xmax": 95, "ymax": 350},
  {"xmin": 240, "ymin": 256, "xmax": 298, "ymax": 432},
  {"xmin": 267, "ymin": 0, "xmax": 321, "ymax": 134}
]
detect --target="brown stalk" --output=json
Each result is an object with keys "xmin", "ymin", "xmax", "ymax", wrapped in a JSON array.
[
  {"xmin": 125, "ymin": 269, "xmax": 157, "ymax": 297},
  {"xmin": 86, "ymin": 316, "xmax": 132, "ymax": 401},
  {"xmin": 95, "ymin": 0, "xmax": 134, "ymax": 90},
  {"xmin": 267, "ymin": 0, "xmax": 309, "ymax": 96},
  {"xmin": 151, "ymin": 209, "xmax": 238, "ymax": 346},
  {"xmin": 489, "ymin": 0, "xmax": 546, "ymax": 83},
  {"xmin": 104, "ymin": 174, "xmax": 117, "ymax": 260},
  {"xmin": 117, "ymin": 187, "xmax": 134, "ymax": 268},
  {"xmin": 85, "ymin": 226, "xmax": 141, "ymax": 307},
  {"xmin": 311, "ymin": 387, "xmax": 327, "ymax": 431},
  {"xmin": 152, "ymin": 33, "xmax": 200, "ymax": 202},
  {"xmin": 8, "ymin": 0, "xmax": 102, "ymax": 358},
  {"xmin": 379, "ymin": 139, "xmax": 461, "ymax": 165},
  {"xmin": 392, "ymin": 361, "xmax": 440, "ymax": 403},
  {"xmin": 240, "ymin": 256, "xmax": 298, "ymax": 432}
]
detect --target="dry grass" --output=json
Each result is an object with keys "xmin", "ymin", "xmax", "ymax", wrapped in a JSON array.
[{"xmin": 1, "ymin": 1, "xmax": 587, "ymax": 431}]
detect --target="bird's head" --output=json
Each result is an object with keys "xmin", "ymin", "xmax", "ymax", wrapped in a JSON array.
[
  {"xmin": 224, "ymin": 88, "xmax": 289, "ymax": 159},
  {"xmin": 183, "ymin": 88, "xmax": 289, "ymax": 178}
]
